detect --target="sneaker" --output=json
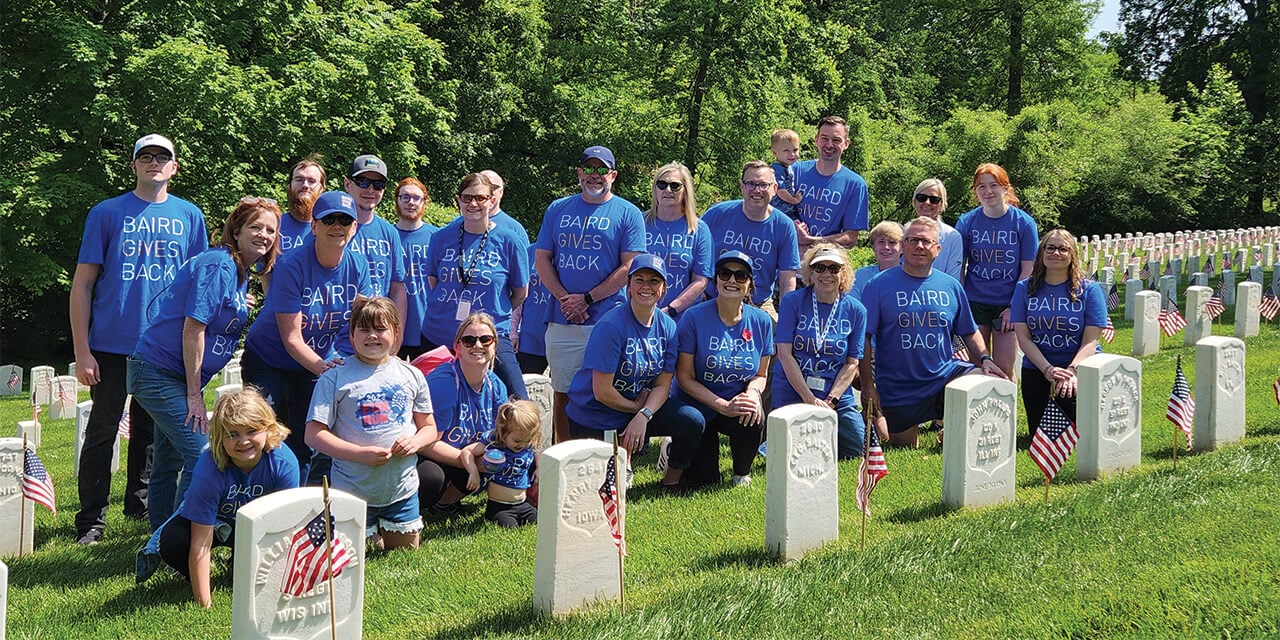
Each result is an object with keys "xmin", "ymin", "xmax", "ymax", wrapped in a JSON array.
[
  {"xmin": 76, "ymin": 529, "xmax": 103, "ymax": 545},
  {"xmin": 655, "ymin": 437, "xmax": 672, "ymax": 474},
  {"xmin": 731, "ymin": 475, "xmax": 752, "ymax": 487},
  {"xmin": 135, "ymin": 548, "xmax": 161, "ymax": 583},
  {"xmin": 426, "ymin": 502, "xmax": 462, "ymax": 517}
]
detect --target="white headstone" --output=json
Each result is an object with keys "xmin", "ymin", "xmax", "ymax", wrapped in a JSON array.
[
  {"xmin": 1158, "ymin": 275, "xmax": 1178, "ymax": 307},
  {"xmin": 1221, "ymin": 270, "xmax": 1236, "ymax": 305},
  {"xmin": 231, "ymin": 487, "xmax": 366, "ymax": 640},
  {"xmin": 1183, "ymin": 285, "xmax": 1213, "ymax": 346},
  {"xmin": 1264, "ymin": 243, "xmax": 1274, "ymax": 268},
  {"xmin": 73, "ymin": 401, "xmax": 119, "ymax": 477},
  {"xmin": 0, "ymin": 366, "xmax": 21, "ymax": 398},
  {"xmin": 1123, "ymin": 278, "xmax": 1143, "ymax": 321},
  {"xmin": 29, "ymin": 367, "xmax": 54, "ymax": 406},
  {"xmin": 1248, "ymin": 265, "xmax": 1263, "ymax": 284},
  {"xmin": 0, "ymin": 438, "xmax": 34, "ymax": 558},
  {"xmin": 50, "ymin": 376, "xmax": 78, "ymax": 420},
  {"xmin": 765, "ymin": 405, "xmax": 838, "ymax": 562},
  {"xmin": 1098, "ymin": 267, "xmax": 1116, "ymax": 292},
  {"xmin": 533, "ymin": 440, "xmax": 627, "ymax": 615},
  {"xmin": 0, "ymin": 559, "xmax": 6, "ymax": 640},
  {"xmin": 1193, "ymin": 337, "xmax": 1246, "ymax": 451},
  {"xmin": 67, "ymin": 363, "xmax": 87, "ymax": 393},
  {"xmin": 1235, "ymin": 281, "xmax": 1261, "ymax": 338},
  {"xmin": 1189, "ymin": 271, "xmax": 1207, "ymax": 288},
  {"xmin": 1131, "ymin": 291, "xmax": 1163, "ymax": 356},
  {"xmin": 223, "ymin": 364, "xmax": 242, "ymax": 386},
  {"xmin": 941, "ymin": 376, "xmax": 1016, "ymax": 509},
  {"xmin": 15, "ymin": 422, "xmax": 39, "ymax": 450},
  {"xmin": 1076, "ymin": 354, "xmax": 1142, "ymax": 481},
  {"xmin": 523, "ymin": 374, "xmax": 555, "ymax": 452},
  {"xmin": 216, "ymin": 384, "xmax": 243, "ymax": 404},
  {"xmin": 1167, "ymin": 258, "xmax": 1183, "ymax": 284}
]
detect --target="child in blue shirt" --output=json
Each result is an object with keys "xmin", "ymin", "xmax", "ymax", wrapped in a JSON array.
[
  {"xmin": 460, "ymin": 400, "xmax": 541, "ymax": 528},
  {"xmin": 770, "ymin": 128, "xmax": 804, "ymax": 221}
]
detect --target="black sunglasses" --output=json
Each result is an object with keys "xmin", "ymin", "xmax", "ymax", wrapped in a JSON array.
[
  {"xmin": 716, "ymin": 268, "xmax": 751, "ymax": 283},
  {"xmin": 655, "ymin": 180, "xmax": 684, "ymax": 192},
  {"xmin": 319, "ymin": 214, "xmax": 356, "ymax": 227},
  {"xmin": 458, "ymin": 334, "xmax": 496, "ymax": 347},
  {"xmin": 914, "ymin": 193, "xmax": 942, "ymax": 205},
  {"xmin": 352, "ymin": 177, "xmax": 387, "ymax": 191}
]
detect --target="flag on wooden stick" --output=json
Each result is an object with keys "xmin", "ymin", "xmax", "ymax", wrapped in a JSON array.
[
  {"xmin": 1028, "ymin": 400, "xmax": 1078, "ymax": 482},
  {"xmin": 1158, "ymin": 298, "xmax": 1186, "ymax": 337},
  {"xmin": 1166, "ymin": 358, "xmax": 1194, "ymax": 451},
  {"xmin": 280, "ymin": 512, "xmax": 353, "ymax": 597},
  {"xmin": 855, "ymin": 430, "xmax": 888, "ymax": 516},
  {"xmin": 23, "ymin": 446, "xmax": 56, "ymax": 514},
  {"xmin": 599, "ymin": 456, "xmax": 626, "ymax": 554}
]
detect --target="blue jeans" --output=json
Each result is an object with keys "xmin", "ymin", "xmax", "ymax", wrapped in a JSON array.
[
  {"xmin": 127, "ymin": 356, "xmax": 210, "ymax": 531},
  {"xmin": 771, "ymin": 384, "xmax": 866, "ymax": 459},
  {"xmin": 241, "ymin": 348, "xmax": 317, "ymax": 484}
]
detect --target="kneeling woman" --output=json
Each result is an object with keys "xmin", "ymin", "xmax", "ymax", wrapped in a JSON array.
[
  {"xmin": 565, "ymin": 254, "xmax": 702, "ymax": 491},
  {"xmin": 144, "ymin": 388, "xmax": 298, "ymax": 608},
  {"xmin": 676, "ymin": 251, "xmax": 774, "ymax": 487}
]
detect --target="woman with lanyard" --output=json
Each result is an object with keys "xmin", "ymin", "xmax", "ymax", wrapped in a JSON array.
[
  {"xmin": 565, "ymin": 254, "xmax": 703, "ymax": 492},
  {"xmin": 1011, "ymin": 229, "xmax": 1106, "ymax": 438},
  {"xmin": 773, "ymin": 244, "xmax": 868, "ymax": 459},
  {"xmin": 423, "ymin": 173, "xmax": 529, "ymax": 398},
  {"xmin": 417, "ymin": 313, "xmax": 508, "ymax": 515},
  {"xmin": 642, "ymin": 162, "xmax": 714, "ymax": 317},
  {"xmin": 241, "ymin": 191, "xmax": 372, "ymax": 484},
  {"xmin": 129, "ymin": 196, "xmax": 280, "ymax": 530},
  {"xmin": 676, "ymin": 250, "xmax": 774, "ymax": 487}
]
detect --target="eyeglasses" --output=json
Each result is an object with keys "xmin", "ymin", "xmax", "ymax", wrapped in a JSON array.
[
  {"xmin": 319, "ymin": 214, "xmax": 356, "ymax": 227},
  {"xmin": 904, "ymin": 236, "xmax": 936, "ymax": 247},
  {"xmin": 741, "ymin": 181, "xmax": 774, "ymax": 191},
  {"xmin": 914, "ymin": 193, "xmax": 942, "ymax": 205},
  {"xmin": 1043, "ymin": 245, "xmax": 1072, "ymax": 255},
  {"xmin": 239, "ymin": 196, "xmax": 278, "ymax": 207},
  {"xmin": 458, "ymin": 193, "xmax": 492, "ymax": 205},
  {"xmin": 716, "ymin": 268, "xmax": 751, "ymax": 283},
  {"xmin": 655, "ymin": 180, "xmax": 684, "ymax": 192},
  {"xmin": 458, "ymin": 334, "xmax": 496, "ymax": 347},
  {"xmin": 397, "ymin": 195, "xmax": 424, "ymax": 204},
  {"xmin": 135, "ymin": 152, "xmax": 173, "ymax": 164},
  {"xmin": 811, "ymin": 263, "xmax": 841, "ymax": 274},
  {"xmin": 580, "ymin": 166, "xmax": 613, "ymax": 175},
  {"xmin": 351, "ymin": 177, "xmax": 387, "ymax": 191}
]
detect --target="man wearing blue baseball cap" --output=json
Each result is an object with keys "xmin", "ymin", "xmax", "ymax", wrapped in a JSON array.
[
  {"xmin": 534, "ymin": 145, "xmax": 647, "ymax": 443},
  {"xmin": 70, "ymin": 133, "xmax": 209, "ymax": 544}
]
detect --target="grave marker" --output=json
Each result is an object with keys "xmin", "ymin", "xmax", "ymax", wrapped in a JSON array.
[
  {"xmin": 0, "ymin": 559, "xmax": 6, "ymax": 640},
  {"xmin": 216, "ymin": 384, "xmax": 243, "ymax": 404},
  {"xmin": 1076, "ymin": 355, "xmax": 1142, "ymax": 481},
  {"xmin": 0, "ymin": 366, "xmax": 21, "ymax": 398},
  {"xmin": 1189, "ymin": 271, "xmax": 1207, "ymax": 288},
  {"xmin": 1235, "ymin": 281, "xmax": 1261, "ymax": 338},
  {"xmin": 1124, "ymin": 278, "xmax": 1143, "ymax": 321},
  {"xmin": 1193, "ymin": 337, "xmax": 1246, "ymax": 451},
  {"xmin": 50, "ymin": 376, "xmax": 78, "ymax": 420},
  {"xmin": 0, "ymin": 438, "xmax": 35, "ymax": 558},
  {"xmin": 523, "ymin": 374, "xmax": 555, "ymax": 452},
  {"xmin": 1158, "ymin": 275, "xmax": 1178, "ymax": 307},
  {"xmin": 941, "ymin": 376, "xmax": 1016, "ymax": 509},
  {"xmin": 765, "ymin": 405, "xmax": 838, "ymax": 562},
  {"xmin": 1131, "ymin": 291, "xmax": 1162, "ymax": 356},
  {"xmin": 29, "ymin": 367, "xmax": 54, "ymax": 406},
  {"xmin": 223, "ymin": 363, "xmax": 242, "ymax": 386},
  {"xmin": 1222, "ymin": 269, "xmax": 1236, "ymax": 305},
  {"xmin": 1183, "ymin": 285, "xmax": 1213, "ymax": 346}
]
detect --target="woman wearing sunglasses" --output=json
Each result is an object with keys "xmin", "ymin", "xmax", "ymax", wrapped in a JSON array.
[
  {"xmin": 417, "ymin": 313, "xmax": 509, "ymax": 515},
  {"xmin": 1010, "ymin": 230, "xmax": 1106, "ymax": 439},
  {"xmin": 912, "ymin": 178, "xmax": 963, "ymax": 282},
  {"xmin": 675, "ymin": 250, "xmax": 774, "ymax": 487},
  {"xmin": 773, "ymin": 244, "xmax": 868, "ymax": 459},
  {"xmin": 422, "ymin": 173, "xmax": 530, "ymax": 399},
  {"xmin": 242, "ymin": 191, "xmax": 373, "ymax": 484},
  {"xmin": 643, "ymin": 162, "xmax": 713, "ymax": 318},
  {"xmin": 129, "ymin": 196, "xmax": 281, "ymax": 530}
]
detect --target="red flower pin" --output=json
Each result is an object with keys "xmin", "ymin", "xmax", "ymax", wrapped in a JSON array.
[{"xmin": 741, "ymin": 328, "xmax": 753, "ymax": 341}]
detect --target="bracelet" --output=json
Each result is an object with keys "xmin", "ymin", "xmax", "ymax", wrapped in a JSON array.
[{"xmin": 980, "ymin": 354, "xmax": 994, "ymax": 364}]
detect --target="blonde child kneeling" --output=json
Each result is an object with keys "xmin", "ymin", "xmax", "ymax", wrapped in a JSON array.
[
  {"xmin": 461, "ymin": 400, "xmax": 541, "ymax": 528},
  {"xmin": 307, "ymin": 296, "xmax": 438, "ymax": 550}
]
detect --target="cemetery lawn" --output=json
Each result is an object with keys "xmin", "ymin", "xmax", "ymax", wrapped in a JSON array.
[{"xmin": 5, "ymin": 319, "xmax": 1280, "ymax": 638}]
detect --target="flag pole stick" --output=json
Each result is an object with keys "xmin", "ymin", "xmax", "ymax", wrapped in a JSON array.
[
  {"xmin": 1172, "ymin": 357, "xmax": 1180, "ymax": 472},
  {"xmin": 322, "ymin": 476, "xmax": 337, "ymax": 640},
  {"xmin": 860, "ymin": 398, "xmax": 873, "ymax": 552},
  {"xmin": 20, "ymin": 434, "xmax": 28, "ymax": 557},
  {"xmin": 611, "ymin": 435, "xmax": 625, "ymax": 614}
]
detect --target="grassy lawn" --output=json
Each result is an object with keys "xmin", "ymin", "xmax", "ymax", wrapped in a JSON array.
[{"xmin": 4, "ymin": 309, "xmax": 1279, "ymax": 639}]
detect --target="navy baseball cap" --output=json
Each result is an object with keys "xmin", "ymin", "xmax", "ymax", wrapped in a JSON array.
[
  {"xmin": 580, "ymin": 146, "xmax": 616, "ymax": 169},
  {"xmin": 312, "ymin": 191, "xmax": 358, "ymax": 220},
  {"xmin": 628, "ymin": 254, "xmax": 668, "ymax": 282},
  {"xmin": 715, "ymin": 250, "xmax": 754, "ymax": 276}
]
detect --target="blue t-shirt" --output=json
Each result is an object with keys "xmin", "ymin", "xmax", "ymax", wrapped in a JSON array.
[
  {"xmin": 243, "ymin": 238, "xmax": 373, "ymax": 369},
  {"xmin": 477, "ymin": 431, "xmax": 536, "ymax": 490},
  {"xmin": 701, "ymin": 200, "xmax": 801, "ymax": 305},
  {"xmin": 492, "ymin": 210, "xmax": 530, "ymax": 244},
  {"xmin": 772, "ymin": 288, "xmax": 867, "ymax": 405},
  {"xmin": 348, "ymin": 216, "xmax": 405, "ymax": 297},
  {"xmin": 791, "ymin": 160, "xmax": 870, "ymax": 237},
  {"xmin": 955, "ymin": 205, "xmax": 1039, "ymax": 306},
  {"xmin": 77, "ymin": 192, "xmax": 209, "ymax": 355},
  {"xmin": 518, "ymin": 244, "xmax": 552, "ymax": 357},
  {"xmin": 675, "ymin": 300, "xmax": 775, "ymax": 401},
  {"xmin": 278, "ymin": 214, "xmax": 312, "ymax": 255},
  {"xmin": 936, "ymin": 220, "xmax": 964, "ymax": 283},
  {"xmin": 397, "ymin": 223, "xmax": 439, "ymax": 349},
  {"xmin": 1010, "ymin": 279, "xmax": 1108, "ymax": 368},
  {"xmin": 566, "ymin": 304, "xmax": 678, "ymax": 431},
  {"xmin": 861, "ymin": 266, "xmax": 978, "ymax": 408},
  {"xmin": 427, "ymin": 360, "xmax": 509, "ymax": 450},
  {"xmin": 134, "ymin": 248, "xmax": 249, "ymax": 386},
  {"xmin": 851, "ymin": 264, "xmax": 890, "ymax": 301},
  {"xmin": 770, "ymin": 161, "xmax": 798, "ymax": 219},
  {"xmin": 534, "ymin": 194, "xmax": 647, "ymax": 325},
  {"xmin": 181, "ymin": 445, "xmax": 299, "ymax": 526},
  {"xmin": 423, "ymin": 219, "xmax": 530, "ymax": 344},
  {"xmin": 644, "ymin": 216, "xmax": 714, "ymax": 309}
]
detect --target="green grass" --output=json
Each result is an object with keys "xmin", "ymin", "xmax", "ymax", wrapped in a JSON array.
[{"xmin": 5, "ymin": 314, "xmax": 1280, "ymax": 639}]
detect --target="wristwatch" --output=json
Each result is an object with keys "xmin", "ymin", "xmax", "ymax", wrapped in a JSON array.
[
  {"xmin": 980, "ymin": 354, "xmax": 994, "ymax": 364},
  {"xmin": 638, "ymin": 407, "xmax": 654, "ymax": 421},
  {"xmin": 583, "ymin": 291, "xmax": 595, "ymax": 305}
]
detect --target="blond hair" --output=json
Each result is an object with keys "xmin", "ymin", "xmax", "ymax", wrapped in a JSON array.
[
  {"xmin": 495, "ymin": 400, "xmax": 541, "ymax": 450},
  {"xmin": 209, "ymin": 388, "xmax": 289, "ymax": 471},
  {"xmin": 770, "ymin": 128, "xmax": 800, "ymax": 146}
]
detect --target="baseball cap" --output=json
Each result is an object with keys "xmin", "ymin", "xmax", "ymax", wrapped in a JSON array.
[
  {"xmin": 580, "ymin": 146, "xmax": 616, "ymax": 169},
  {"xmin": 133, "ymin": 134, "xmax": 175, "ymax": 159},
  {"xmin": 628, "ymin": 254, "xmax": 668, "ymax": 282},
  {"xmin": 715, "ymin": 250, "xmax": 754, "ymax": 276},
  {"xmin": 348, "ymin": 154, "xmax": 388, "ymax": 180},
  {"xmin": 809, "ymin": 247, "xmax": 848, "ymax": 267},
  {"xmin": 312, "ymin": 191, "xmax": 358, "ymax": 220}
]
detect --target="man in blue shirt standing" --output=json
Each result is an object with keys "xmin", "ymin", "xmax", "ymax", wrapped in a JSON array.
[
  {"xmin": 342, "ymin": 154, "xmax": 408, "ymax": 345},
  {"xmin": 70, "ymin": 134, "xmax": 209, "ymax": 544},
  {"xmin": 792, "ymin": 116, "xmax": 870, "ymax": 250}
]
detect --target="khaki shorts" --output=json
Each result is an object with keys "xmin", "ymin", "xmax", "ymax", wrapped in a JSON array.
[{"xmin": 545, "ymin": 323, "xmax": 594, "ymax": 392}]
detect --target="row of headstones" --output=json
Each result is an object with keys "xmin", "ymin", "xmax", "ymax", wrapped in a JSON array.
[
  {"xmin": 1079, "ymin": 227, "xmax": 1280, "ymax": 267},
  {"xmin": 1129, "ymin": 284, "xmax": 1262, "ymax": 356},
  {"xmin": 1087, "ymin": 244, "xmax": 1275, "ymax": 278}
]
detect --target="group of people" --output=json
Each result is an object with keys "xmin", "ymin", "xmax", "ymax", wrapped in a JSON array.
[{"xmin": 69, "ymin": 118, "xmax": 1110, "ymax": 607}]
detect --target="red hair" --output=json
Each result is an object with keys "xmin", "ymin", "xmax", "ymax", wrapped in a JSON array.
[{"xmin": 972, "ymin": 163, "xmax": 1020, "ymax": 206}]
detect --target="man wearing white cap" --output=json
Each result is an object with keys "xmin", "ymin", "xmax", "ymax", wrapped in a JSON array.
[
  {"xmin": 70, "ymin": 133, "xmax": 209, "ymax": 544},
  {"xmin": 343, "ymin": 154, "xmax": 407, "ymax": 343}
]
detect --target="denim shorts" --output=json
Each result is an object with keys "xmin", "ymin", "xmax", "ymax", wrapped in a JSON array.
[{"xmin": 365, "ymin": 493, "xmax": 423, "ymax": 535}]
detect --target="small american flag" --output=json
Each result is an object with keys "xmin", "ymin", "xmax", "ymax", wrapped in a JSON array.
[
  {"xmin": 951, "ymin": 335, "xmax": 970, "ymax": 362},
  {"xmin": 280, "ymin": 512, "xmax": 353, "ymax": 597},
  {"xmin": 1029, "ymin": 400, "xmax": 1078, "ymax": 481},
  {"xmin": 1273, "ymin": 374, "xmax": 1280, "ymax": 406},
  {"xmin": 1205, "ymin": 281, "xmax": 1226, "ymax": 321},
  {"xmin": 1254, "ymin": 247, "xmax": 1262, "ymax": 266},
  {"xmin": 1100, "ymin": 316, "xmax": 1115, "ymax": 343},
  {"xmin": 1139, "ymin": 264, "xmax": 1152, "ymax": 281},
  {"xmin": 118, "ymin": 409, "xmax": 131, "ymax": 440},
  {"xmin": 1106, "ymin": 284, "xmax": 1120, "ymax": 311},
  {"xmin": 1223, "ymin": 254, "xmax": 1232, "ymax": 272},
  {"xmin": 1166, "ymin": 359, "xmax": 1194, "ymax": 451},
  {"xmin": 1158, "ymin": 298, "xmax": 1186, "ymax": 337},
  {"xmin": 1261, "ymin": 286, "xmax": 1280, "ymax": 321},
  {"xmin": 24, "ymin": 447, "xmax": 56, "ymax": 514},
  {"xmin": 598, "ymin": 456, "xmax": 626, "ymax": 554},
  {"xmin": 7, "ymin": 370, "xmax": 18, "ymax": 392},
  {"xmin": 855, "ymin": 429, "xmax": 888, "ymax": 516},
  {"xmin": 1163, "ymin": 261, "xmax": 1173, "ymax": 277},
  {"xmin": 1203, "ymin": 256, "xmax": 1214, "ymax": 275}
]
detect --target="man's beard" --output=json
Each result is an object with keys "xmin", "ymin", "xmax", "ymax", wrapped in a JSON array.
[{"xmin": 289, "ymin": 189, "xmax": 319, "ymax": 220}]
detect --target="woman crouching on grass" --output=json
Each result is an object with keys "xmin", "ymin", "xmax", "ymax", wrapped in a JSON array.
[{"xmin": 137, "ymin": 388, "xmax": 298, "ymax": 608}]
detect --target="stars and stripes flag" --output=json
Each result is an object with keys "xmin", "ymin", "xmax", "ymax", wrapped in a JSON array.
[
  {"xmin": 1254, "ymin": 247, "xmax": 1262, "ymax": 266},
  {"xmin": 1106, "ymin": 284, "xmax": 1120, "ymax": 311},
  {"xmin": 30, "ymin": 390, "xmax": 41, "ymax": 425},
  {"xmin": 1139, "ymin": 263, "xmax": 1152, "ymax": 281},
  {"xmin": 1100, "ymin": 316, "xmax": 1116, "ymax": 343},
  {"xmin": 1261, "ymin": 286, "xmax": 1280, "ymax": 321},
  {"xmin": 951, "ymin": 334, "xmax": 970, "ymax": 362},
  {"xmin": 1223, "ymin": 254, "xmax": 1233, "ymax": 272},
  {"xmin": 118, "ymin": 408, "xmax": 131, "ymax": 440},
  {"xmin": 598, "ymin": 456, "xmax": 627, "ymax": 554},
  {"xmin": 1028, "ymin": 400, "xmax": 1079, "ymax": 482},
  {"xmin": 1203, "ymin": 255, "xmax": 1214, "ymax": 275},
  {"xmin": 855, "ymin": 429, "xmax": 888, "ymax": 516},
  {"xmin": 1273, "ymin": 374, "xmax": 1280, "ymax": 405},
  {"xmin": 6, "ymin": 369, "xmax": 18, "ymax": 392},
  {"xmin": 280, "ymin": 512, "xmax": 353, "ymax": 597},
  {"xmin": 1158, "ymin": 298, "xmax": 1187, "ymax": 337},
  {"xmin": 1205, "ymin": 280, "xmax": 1226, "ymax": 320},
  {"xmin": 1163, "ymin": 260, "xmax": 1173, "ymax": 277},
  {"xmin": 1166, "ymin": 359, "xmax": 1194, "ymax": 451},
  {"xmin": 23, "ymin": 446, "xmax": 56, "ymax": 514}
]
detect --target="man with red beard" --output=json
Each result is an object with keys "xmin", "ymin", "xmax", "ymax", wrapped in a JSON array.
[{"xmin": 279, "ymin": 154, "xmax": 326, "ymax": 254}]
